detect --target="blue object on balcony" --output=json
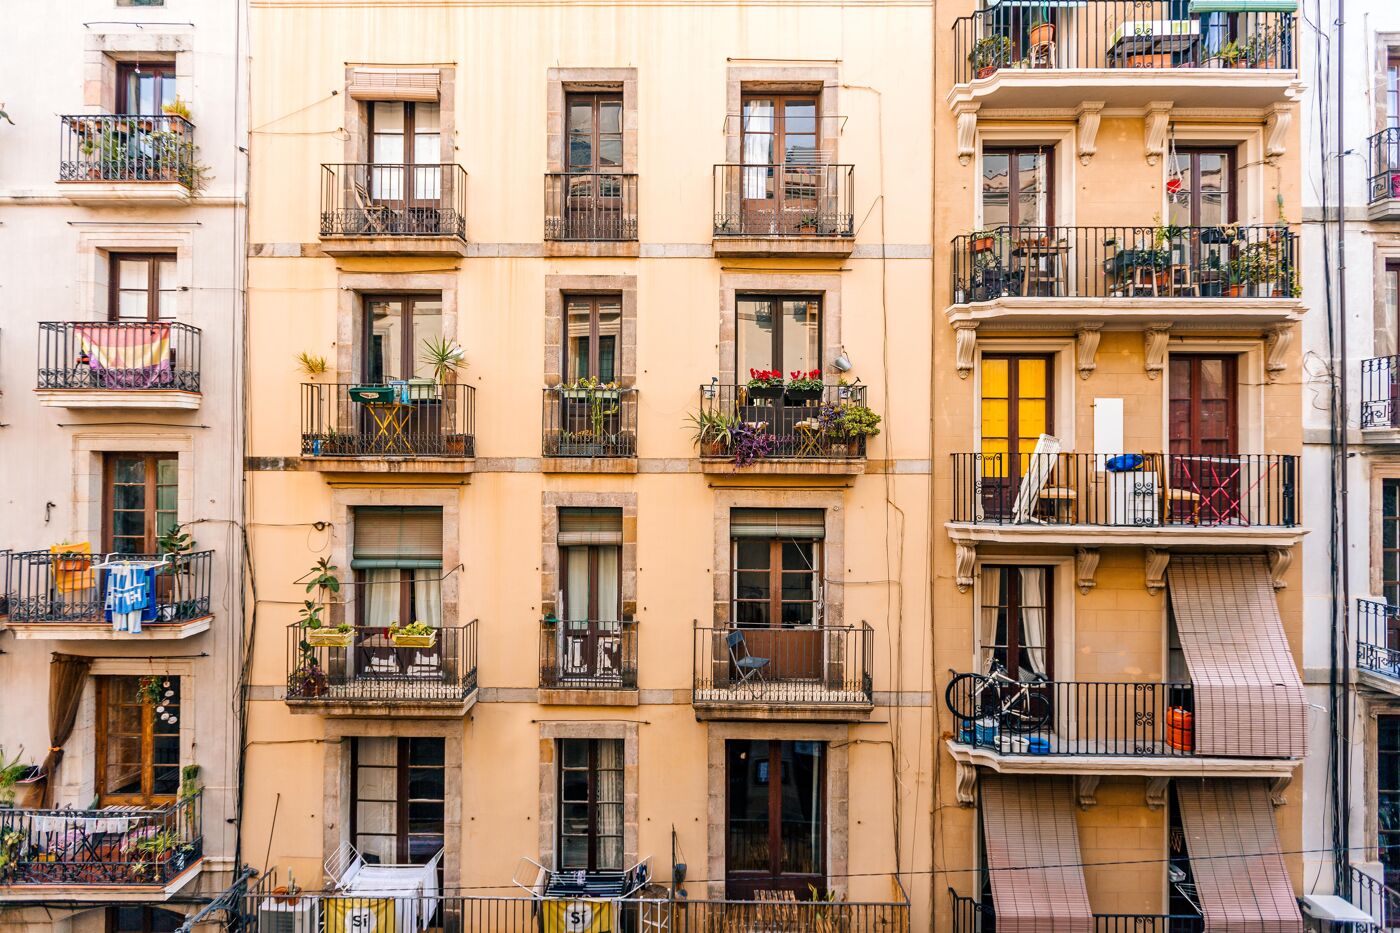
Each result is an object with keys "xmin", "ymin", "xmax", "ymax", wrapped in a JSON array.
[
  {"xmin": 1026, "ymin": 736, "xmax": 1052, "ymax": 755},
  {"xmin": 959, "ymin": 718, "xmax": 998, "ymax": 746},
  {"xmin": 1105, "ymin": 453, "xmax": 1146, "ymax": 472}
]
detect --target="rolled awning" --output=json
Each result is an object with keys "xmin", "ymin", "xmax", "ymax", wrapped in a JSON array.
[
  {"xmin": 1166, "ymin": 555, "xmax": 1306, "ymax": 758},
  {"xmin": 1189, "ymin": 0, "xmax": 1296, "ymax": 11},
  {"xmin": 980, "ymin": 775, "xmax": 1093, "ymax": 933},
  {"xmin": 347, "ymin": 68, "xmax": 441, "ymax": 102},
  {"xmin": 1175, "ymin": 779, "xmax": 1303, "ymax": 932}
]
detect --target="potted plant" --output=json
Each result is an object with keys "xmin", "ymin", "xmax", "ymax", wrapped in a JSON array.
[
  {"xmin": 420, "ymin": 336, "xmax": 466, "ymax": 386},
  {"xmin": 686, "ymin": 409, "xmax": 737, "ymax": 458},
  {"xmin": 797, "ymin": 212, "xmax": 820, "ymax": 234},
  {"xmin": 389, "ymin": 620, "xmax": 437, "ymax": 648},
  {"xmin": 969, "ymin": 34, "xmax": 1014, "ymax": 78},
  {"xmin": 299, "ymin": 556, "xmax": 341, "ymax": 631},
  {"xmin": 162, "ymin": 97, "xmax": 193, "ymax": 127},
  {"xmin": 51, "ymin": 544, "xmax": 88, "ymax": 574},
  {"xmin": 731, "ymin": 422, "xmax": 776, "ymax": 467},
  {"xmin": 1229, "ymin": 238, "xmax": 1290, "ymax": 297},
  {"xmin": 0, "ymin": 748, "xmax": 34, "ymax": 808},
  {"xmin": 157, "ymin": 525, "xmax": 196, "ymax": 617},
  {"xmin": 0, "ymin": 829, "xmax": 23, "ymax": 882},
  {"xmin": 289, "ymin": 660, "xmax": 328, "ymax": 698},
  {"xmin": 1029, "ymin": 7, "xmax": 1055, "ymax": 50},
  {"xmin": 179, "ymin": 764, "xmax": 201, "ymax": 801},
  {"xmin": 970, "ymin": 228, "xmax": 1002, "ymax": 254},
  {"xmin": 784, "ymin": 369, "xmax": 825, "ymax": 404},
  {"xmin": 305, "ymin": 619, "xmax": 353, "ymax": 648},
  {"xmin": 821, "ymin": 402, "xmax": 882, "ymax": 457},
  {"xmin": 296, "ymin": 352, "xmax": 328, "ymax": 380},
  {"xmin": 745, "ymin": 368, "xmax": 785, "ymax": 401}
]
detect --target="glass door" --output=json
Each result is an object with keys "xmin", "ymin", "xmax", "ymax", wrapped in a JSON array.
[
  {"xmin": 725, "ymin": 740, "xmax": 825, "ymax": 899},
  {"xmin": 565, "ymin": 93, "xmax": 624, "ymax": 238},
  {"xmin": 980, "ymin": 355, "xmax": 1052, "ymax": 519},
  {"xmin": 350, "ymin": 736, "xmax": 446, "ymax": 865},
  {"xmin": 1167, "ymin": 354, "xmax": 1240, "ymax": 523},
  {"xmin": 740, "ymin": 95, "xmax": 819, "ymax": 234}
]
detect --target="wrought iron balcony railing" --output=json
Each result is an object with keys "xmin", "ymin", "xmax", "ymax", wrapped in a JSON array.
[
  {"xmin": 544, "ymin": 173, "xmax": 638, "ymax": 241},
  {"xmin": 952, "ymin": 1, "xmax": 1295, "ymax": 84},
  {"xmin": 1358, "ymin": 599, "xmax": 1400, "ymax": 683},
  {"xmin": 713, "ymin": 163, "xmax": 854, "ymax": 237},
  {"xmin": 1370, "ymin": 128, "xmax": 1400, "ymax": 204},
  {"xmin": 5, "ymin": 549, "xmax": 213, "ymax": 626},
  {"xmin": 542, "ymin": 387, "xmax": 638, "ymax": 458},
  {"xmin": 320, "ymin": 163, "xmax": 467, "ymax": 239},
  {"xmin": 59, "ymin": 114, "xmax": 197, "ymax": 186},
  {"xmin": 693, "ymin": 623, "xmax": 873, "ymax": 707},
  {"xmin": 950, "ymin": 452, "xmax": 1299, "ymax": 529},
  {"xmin": 38, "ymin": 321, "xmax": 201, "ymax": 392},
  {"xmin": 539, "ymin": 619, "xmax": 638, "ymax": 690},
  {"xmin": 301, "ymin": 382, "xmax": 476, "ymax": 458},
  {"xmin": 950, "ymin": 891, "xmax": 1203, "ymax": 933},
  {"xmin": 284, "ymin": 622, "xmax": 478, "ymax": 704},
  {"xmin": 1348, "ymin": 865, "xmax": 1400, "ymax": 929},
  {"xmin": 0, "ymin": 793, "xmax": 202, "ymax": 887},
  {"xmin": 1362, "ymin": 356, "xmax": 1400, "ymax": 429},
  {"xmin": 951, "ymin": 225, "xmax": 1298, "ymax": 305},
  {"xmin": 696, "ymin": 383, "xmax": 871, "ymax": 463}
]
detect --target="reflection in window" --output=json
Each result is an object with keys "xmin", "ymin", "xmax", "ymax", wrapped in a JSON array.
[{"xmin": 736, "ymin": 295, "xmax": 821, "ymax": 375}]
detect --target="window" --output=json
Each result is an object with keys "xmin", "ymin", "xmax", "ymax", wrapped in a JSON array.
[
  {"xmin": 564, "ymin": 296, "xmax": 621, "ymax": 383},
  {"xmin": 350, "ymin": 737, "xmax": 445, "ymax": 865},
  {"xmin": 1168, "ymin": 355, "xmax": 1238, "ymax": 455},
  {"xmin": 980, "ymin": 354, "xmax": 1052, "ymax": 518},
  {"xmin": 731, "ymin": 509, "xmax": 823, "ymax": 629},
  {"xmin": 736, "ymin": 295, "xmax": 821, "ymax": 375},
  {"xmin": 97, "ymin": 676, "xmax": 180, "ymax": 806},
  {"xmin": 978, "ymin": 565, "xmax": 1053, "ymax": 680},
  {"xmin": 567, "ymin": 93, "xmax": 623, "ymax": 175},
  {"xmin": 981, "ymin": 148, "xmax": 1052, "ymax": 229},
  {"xmin": 1166, "ymin": 149, "xmax": 1236, "ymax": 228},
  {"xmin": 739, "ymin": 95, "xmax": 820, "ymax": 225},
  {"xmin": 1382, "ymin": 717, "xmax": 1400, "ymax": 895},
  {"xmin": 110, "ymin": 254, "xmax": 176, "ymax": 322},
  {"xmin": 555, "ymin": 508, "xmax": 625, "ymax": 684},
  {"xmin": 104, "ymin": 453, "xmax": 177, "ymax": 555},
  {"xmin": 558, "ymin": 738, "xmax": 623, "ymax": 871},
  {"xmin": 352, "ymin": 507, "xmax": 443, "ymax": 631},
  {"xmin": 369, "ymin": 102, "xmax": 441, "ymax": 202},
  {"xmin": 725, "ymin": 740, "xmax": 825, "ymax": 899},
  {"xmin": 106, "ymin": 907, "xmax": 184, "ymax": 933},
  {"xmin": 363, "ymin": 295, "xmax": 443, "ymax": 383},
  {"xmin": 116, "ymin": 63, "xmax": 176, "ymax": 116},
  {"xmin": 1389, "ymin": 55, "xmax": 1400, "ymax": 129},
  {"xmin": 1384, "ymin": 480, "xmax": 1400, "ymax": 607},
  {"xmin": 1166, "ymin": 784, "xmax": 1199, "ymax": 918}
]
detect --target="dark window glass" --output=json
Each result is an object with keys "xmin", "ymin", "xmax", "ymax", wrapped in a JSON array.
[
  {"xmin": 97, "ymin": 676, "xmax": 181, "ymax": 806},
  {"xmin": 557, "ymin": 738, "xmax": 624, "ymax": 871},
  {"xmin": 736, "ymin": 295, "xmax": 821, "ymax": 375},
  {"xmin": 724, "ymin": 740, "xmax": 825, "ymax": 899},
  {"xmin": 350, "ymin": 737, "xmax": 445, "ymax": 865}
]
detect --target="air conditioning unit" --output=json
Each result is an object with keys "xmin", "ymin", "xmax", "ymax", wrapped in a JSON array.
[
  {"xmin": 1106, "ymin": 468, "xmax": 1159, "ymax": 526},
  {"xmin": 257, "ymin": 896, "xmax": 321, "ymax": 933}
]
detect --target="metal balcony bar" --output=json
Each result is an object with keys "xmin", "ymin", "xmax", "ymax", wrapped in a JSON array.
[
  {"xmin": 950, "ymin": 891, "xmax": 1205, "ymax": 933},
  {"xmin": 1370, "ymin": 128, "xmax": 1400, "ymax": 204},
  {"xmin": 952, "ymin": 2, "xmax": 1295, "ymax": 83},
  {"xmin": 1357, "ymin": 599, "xmax": 1400, "ymax": 682},
  {"xmin": 319, "ymin": 162, "xmax": 467, "ymax": 239},
  {"xmin": 5, "ymin": 549, "xmax": 213, "ymax": 625},
  {"xmin": 284, "ymin": 621, "xmax": 478, "ymax": 703},
  {"xmin": 539, "ymin": 619, "xmax": 638, "ymax": 690},
  {"xmin": 950, "ymin": 224, "xmax": 1298, "ymax": 305},
  {"xmin": 0, "ymin": 792, "xmax": 202, "ymax": 887},
  {"xmin": 950, "ymin": 452, "xmax": 1299, "ymax": 528},
  {"xmin": 543, "ymin": 173, "xmax": 638, "ymax": 241},
  {"xmin": 59, "ymin": 114, "xmax": 196, "ymax": 185},
  {"xmin": 1348, "ymin": 865, "xmax": 1400, "ymax": 929},
  {"xmin": 692, "ymin": 623, "xmax": 873, "ymax": 706},
  {"xmin": 300, "ymin": 382, "xmax": 476, "ymax": 458},
  {"xmin": 696, "ymin": 383, "xmax": 869, "ymax": 462},
  {"xmin": 542, "ymin": 387, "xmax": 638, "ymax": 458},
  {"xmin": 1361, "ymin": 355, "xmax": 1400, "ymax": 429},
  {"xmin": 37, "ymin": 321, "xmax": 201, "ymax": 392},
  {"xmin": 712, "ymin": 163, "xmax": 854, "ymax": 237}
]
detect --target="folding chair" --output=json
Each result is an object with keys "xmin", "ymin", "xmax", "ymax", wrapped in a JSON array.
[{"xmin": 726, "ymin": 630, "xmax": 770, "ymax": 686}]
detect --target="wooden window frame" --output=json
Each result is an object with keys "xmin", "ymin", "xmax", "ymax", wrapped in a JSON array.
[
  {"xmin": 368, "ymin": 100, "xmax": 437, "ymax": 167},
  {"xmin": 360, "ymin": 293, "xmax": 443, "ymax": 383},
  {"xmin": 115, "ymin": 63, "xmax": 176, "ymax": 116},
  {"xmin": 1387, "ymin": 261, "xmax": 1400, "ymax": 342},
  {"xmin": 1168, "ymin": 353, "xmax": 1240, "ymax": 455},
  {"xmin": 735, "ymin": 293, "xmax": 823, "ymax": 375},
  {"xmin": 565, "ymin": 92, "xmax": 624, "ymax": 174},
  {"xmin": 1379, "ymin": 716, "xmax": 1400, "ymax": 893},
  {"xmin": 102, "ymin": 453, "xmax": 178, "ymax": 555},
  {"xmin": 979, "ymin": 564, "xmax": 1055, "ymax": 680},
  {"xmin": 96, "ymin": 675, "xmax": 180, "ymax": 807},
  {"xmin": 348, "ymin": 736, "xmax": 446, "ymax": 866},
  {"xmin": 557, "ymin": 738, "xmax": 624, "ymax": 872},
  {"xmin": 980, "ymin": 352, "xmax": 1056, "ymax": 445},
  {"xmin": 562, "ymin": 294, "xmax": 622, "ymax": 383},
  {"xmin": 1169, "ymin": 148, "xmax": 1239, "ymax": 227},
  {"xmin": 109, "ymin": 253, "xmax": 176, "ymax": 322},
  {"xmin": 724, "ymin": 739, "xmax": 827, "ymax": 897},
  {"xmin": 982, "ymin": 147, "xmax": 1055, "ymax": 229},
  {"xmin": 739, "ymin": 93, "xmax": 821, "ymax": 167},
  {"xmin": 105, "ymin": 906, "xmax": 185, "ymax": 933},
  {"xmin": 731, "ymin": 537, "xmax": 823, "ymax": 629}
]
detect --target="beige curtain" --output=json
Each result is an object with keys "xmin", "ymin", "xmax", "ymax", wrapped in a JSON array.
[
  {"xmin": 979, "ymin": 566, "xmax": 1002, "ymax": 672},
  {"xmin": 41, "ymin": 654, "xmax": 92, "ymax": 807},
  {"xmin": 564, "ymin": 548, "xmax": 590, "ymax": 621},
  {"xmin": 354, "ymin": 737, "xmax": 398, "ymax": 865},
  {"xmin": 1019, "ymin": 567, "xmax": 1048, "ymax": 678},
  {"xmin": 364, "ymin": 568, "xmax": 399, "ymax": 628},
  {"xmin": 596, "ymin": 548, "xmax": 620, "ymax": 623},
  {"xmin": 596, "ymin": 739, "xmax": 624, "ymax": 870},
  {"xmin": 413, "ymin": 570, "xmax": 442, "ymax": 628}
]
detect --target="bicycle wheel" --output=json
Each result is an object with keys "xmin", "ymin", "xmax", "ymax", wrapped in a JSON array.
[
  {"xmin": 945, "ymin": 672, "xmax": 990, "ymax": 721},
  {"xmin": 1001, "ymin": 685, "xmax": 1052, "ymax": 734}
]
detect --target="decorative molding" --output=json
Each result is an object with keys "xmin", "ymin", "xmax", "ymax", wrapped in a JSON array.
[
  {"xmin": 955, "ymin": 542, "xmax": 977, "ymax": 592},
  {"xmin": 1075, "ymin": 775, "xmax": 1101, "ymax": 810},
  {"xmin": 1145, "ymin": 548, "xmax": 1170, "ymax": 594},
  {"xmin": 1144, "ymin": 101, "xmax": 1173, "ymax": 165},
  {"xmin": 955, "ymin": 102, "xmax": 980, "ymax": 166},
  {"xmin": 955, "ymin": 321, "xmax": 979, "ymax": 378},
  {"xmin": 1075, "ymin": 548, "xmax": 1100, "ymax": 595},
  {"xmin": 1076, "ymin": 101, "xmax": 1105, "ymax": 165},
  {"xmin": 1144, "ymin": 323, "xmax": 1172, "ymax": 379},
  {"xmin": 1264, "ymin": 324, "xmax": 1291, "ymax": 381},
  {"xmin": 1145, "ymin": 777, "xmax": 1170, "ymax": 810},
  {"xmin": 1264, "ymin": 104, "xmax": 1292, "ymax": 162},
  {"xmin": 1076, "ymin": 324, "xmax": 1103, "ymax": 379},
  {"xmin": 1269, "ymin": 774, "xmax": 1291, "ymax": 807},
  {"xmin": 955, "ymin": 760, "xmax": 978, "ymax": 806},
  {"xmin": 1268, "ymin": 547, "xmax": 1292, "ymax": 589}
]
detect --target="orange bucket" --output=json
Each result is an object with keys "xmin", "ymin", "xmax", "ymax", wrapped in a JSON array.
[{"xmin": 1166, "ymin": 707, "xmax": 1193, "ymax": 752}]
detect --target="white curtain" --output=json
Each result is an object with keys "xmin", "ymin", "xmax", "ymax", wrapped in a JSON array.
[
  {"xmin": 1018, "ymin": 567, "xmax": 1048, "ymax": 678},
  {"xmin": 354, "ymin": 737, "xmax": 398, "ymax": 864},
  {"xmin": 596, "ymin": 548, "xmax": 620, "ymax": 623},
  {"xmin": 564, "ymin": 548, "xmax": 590, "ymax": 621},
  {"xmin": 413, "ymin": 570, "xmax": 442, "ymax": 628},
  {"xmin": 364, "ymin": 568, "xmax": 399, "ymax": 628},
  {"xmin": 979, "ymin": 566, "xmax": 1002, "ymax": 672},
  {"xmin": 596, "ymin": 739, "xmax": 624, "ymax": 870},
  {"xmin": 742, "ymin": 102, "xmax": 774, "ymax": 199}
]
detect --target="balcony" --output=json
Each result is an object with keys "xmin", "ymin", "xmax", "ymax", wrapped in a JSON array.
[
  {"xmin": 543, "ymin": 172, "xmax": 638, "ymax": 256},
  {"xmin": 948, "ymin": 225, "xmax": 1301, "ymax": 328},
  {"xmin": 692, "ymin": 623, "xmax": 874, "ymax": 721},
  {"xmin": 58, "ymin": 114, "xmax": 198, "ymax": 205},
  {"xmin": 3, "ymin": 549, "xmax": 214, "ymax": 640},
  {"xmin": 1368, "ymin": 128, "xmax": 1400, "ymax": 220},
  {"xmin": 283, "ymin": 621, "xmax": 478, "ymax": 717},
  {"xmin": 948, "ymin": 452, "xmax": 1301, "ymax": 550},
  {"xmin": 951, "ymin": 891, "xmax": 1203, "ymax": 933},
  {"xmin": 0, "ymin": 793, "xmax": 203, "ymax": 902},
  {"xmin": 541, "ymin": 386, "xmax": 638, "ymax": 472},
  {"xmin": 538, "ymin": 618, "xmax": 638, "ymax": 705},
  {"xmin": 949, "ymin": 2, "xmax": 1298, "ymax": 112},
  {"xmin": 711, "ymin": 163, "xmax": 855, "ymax": 258},
  {"xmin": 1357, "ymin": 599, "xmax": 1400, "ymax": 698},
  {"xmin": 694, "ymin": 383, "xmax": 872, "ymax": 476},
  {"xmin": 35, "ymin": 321, "xmax": 202, "ymax": 410},
  {"xmin": 319, "ymin": 163, "xmax": 468, "ymax": 257},
  {"xmin": 300, "ymin": 382, "xmax": 475, "ymax": 474}
]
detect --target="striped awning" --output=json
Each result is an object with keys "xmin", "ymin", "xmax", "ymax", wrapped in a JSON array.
[
  {"xmin": 1175, "ymin": 779, "xmax": 1303, "ymax": 932},
  {"xmin": 1189, "ymin": 0, "xmax": 1296, "ymax": 12},
  {"xmin": 1166, "ymin": 555, "xmax": 1306, "ymax": 758},
  {"xmin": 980, "ymin": 776, "xmax": 1093, "ymax": 933}
]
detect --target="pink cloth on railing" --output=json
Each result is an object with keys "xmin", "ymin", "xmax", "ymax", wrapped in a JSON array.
[{"xmin": 74, "ymin": 323, "xmax": 174, "ymax": 389}]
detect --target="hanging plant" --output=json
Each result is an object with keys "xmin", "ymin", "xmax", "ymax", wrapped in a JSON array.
[{"xmin": 136, "ymin": 676, "xmax": 164, "ymax": 705}]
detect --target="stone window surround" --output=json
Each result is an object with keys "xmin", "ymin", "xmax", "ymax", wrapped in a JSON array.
[
  {"xmin": 537, "ymin": 720, "xmax": 639, "ymax": 872},
  {"xmin": 711, "ymin": 489, "xmax": 844, "ymax": 628},
  {"xmin": 1363, "ymin": 702, "xmax": 1400, "ymax": 859},
  {"xmin": 541, "ymin": 491, "xmax": 638, "ymax": 620},
  {"xmin": 1367, "ymin": 462, "xmax": 1400, "ymax": 600},
  {"xmin": 724, "ymin": 66, "xmax": 840, "ymax": 164},
  {"xmin": 322, "ymin": 719, "xmax": 465, "ymax": 889},
  {"xmin": 972, "ymin": 125, "xmax": 1077, "ymax": 229},
  {"xmin": 1371, "ymin": 245, "xmax": 1400, "ymax": 360},
  {"xmin": 1373, "ymin": 35, "xmax": 1400, "ymax": 133},
  {"xmin": 343, "ymin": 66, "xmax": 458, "ymax": 164},
  {"xmin": 76, "ymin": 227, "xmax": 195, "ymax": 324},
  {"xmin": 334, "ymin": 272, "xmax": 459, "ymax": 383},
  {"xmin": 321, "ymin": 485, "xmax": 462, "ymax": 630},
  {"xmin": 968, "ymin": 555, "xmax": 1075, "ymax": 682},
  {"xmin": 84, "ymin": 31, "xmax": 193, "ymax": 114},
  {"xmin": 544, "ymin": 275, "xmax": 638, "ymax": 387},
  {"xmin": 546, "ymin": 68, "xmax": 638, "ymax": 174},
  {"xmin": 72, "ymin": 431, "xmax": 196, "ymax": 547},
  {"xmin": 704, "ymin": 721, "xmax": 850, "ymax": 900},
  {"xmin": 971, "ymin": 338, "xmax": 1078, "ymax": 450},
  {"xmin": 717, "ymin": 273, "xmax": 843, "ymax": 386}
]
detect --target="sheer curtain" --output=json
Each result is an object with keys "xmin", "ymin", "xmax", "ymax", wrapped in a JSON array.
[
  {"xmin": 596, "ymin": 739, "xmax": 623, "ymax": 870},
  {"xmin": 1018, "ymin": 567, "xmax": 1048, "ymax": 678},
  {"xmin": 354, "ymin": 737, "xmax": 398, "ymax": 865},
  {"xmin": 413, "ymin": 571, "xmax": 442, "ymax": 628},
  {"xmin": 742, "ymin": 101, "xmax": 774, "ymax": 199},
  {"xmin": 596, "ymin": 548, "xmax": 620, "ymax": 623},
  {"xmin": 564, "ymin": 548, "xmax": 590, "ymax": 621},
  {"xmin": 364, "ymin": 568, "xmax": 399, "ymax": 628},
  {"xmin": 979, "ymin": 566, "xmax": 1002, "ymax": 672}
]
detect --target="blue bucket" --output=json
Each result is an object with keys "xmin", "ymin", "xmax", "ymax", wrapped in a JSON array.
[{"xmin": 1025, "ymin": 736, "xmax": 1052, "ymax": 755}]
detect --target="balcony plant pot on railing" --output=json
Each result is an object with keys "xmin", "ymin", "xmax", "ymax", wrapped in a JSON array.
[
  {"xmin": 745, "ymin": 370, "xmax": 786, "ymax": 401},
  {"xmin": 389, "ymin": 621, "xmax": 437, "ymax": 649},
  {"xmin": 784, "ymin": 370, "xmax": 825, "ymax": 404},
  {"xmin": 970, "ymin": 34, "xmax": 1014, "ymax": 78}
]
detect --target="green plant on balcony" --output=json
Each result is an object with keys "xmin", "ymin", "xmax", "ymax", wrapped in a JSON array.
[
  {"xmin": 299, "ymin": 557, "xmax": 346, "ymax": 646},
  {"xmin": 157, "ymin": 525, "xmax": 197, "ymax": 617},
  {"xmin": 820, "ymin": 402, "xmax": 881, "ymax": 457},
  {"xmin": 0, "ymin": 747, "xmax": 32, "ymax": 807},
  {"xmin": 1229, "ymin": 238, "xmax": 1293, "ymax": 297},
  {"xmin": 127, "ymin": 829, "xmax": 194, "ymax": 880},
  {"xmin": 687, "ymin": 408, "xmax": 738, "ymax": 458},
  {"xmin": 0, "ymin": 829, "xmax": 22, "ymax": 881},
  {"xmin": 179, "ymin": 765, "xmax": 201, "ymax": 802},
  {"xmin": 420, "ymin": 336, "xmax": 466, "ymax": 385},
  {"xmin": 389, "ymin": 620, "xmax": 436, "ymax": 648},
  {"xmin": 161, "ymin": 97, "xmax": 192, "ymax": 122},
  {"xmin": 969, "ymin": 34, "xmax": 1015, "ymax": 77},
  {"xmin": 297, "ymin": 351, "xmax": 328, "ymax": 379}
]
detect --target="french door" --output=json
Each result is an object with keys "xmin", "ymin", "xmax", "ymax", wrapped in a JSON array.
[
  {"xmin": 564, "ymin": 93, "xmax": 626, "ymax": 239},
  {"xmin": 981, "ymin": 147, "xmax": 1052, "ymax": 229},
  {"xmin": 740, "ymin": 95, "xmax": 819, "ymax": 233},
  {"xmin": 732, "ymin": 534, "xmax": 822, "ymax": 681},
  {"xmin": 1168, "ymin": 354, "xmax": 1240, "ymax": 523},
  {"xmin": 560, "ymin": 540, "xmax": 623, "ymax": 686},
  {"xmin": 980, "ymin": 354, "xmax": 1052, "ymax": 519},
  {"xmin": 350, "ymin": 736, "xmax": 446, "ymax": 865},
  {"xmin": 368, "ymin": 101, "xmax": 442, "ymax": 230},
  {"xmin": 725, "ymin": 740, "xmax": 825, "ymax": 899},
  {"xmin": 558, "ymin": 738, "xmax": 624, "ymax": 871}
]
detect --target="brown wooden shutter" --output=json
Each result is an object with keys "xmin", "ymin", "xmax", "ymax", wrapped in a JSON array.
[
  {"xmin": 352, "ymin": 507, "xmax": 443, "ymax": 567},
  {"xmin": 347, "ymin": 68, "xmax": 440, "ymax": 102},
  {"xmin": 729, "ymin": 508, "xmax": 825, "ymax": 538},
  {"xmin": 558, "ymin": 507, "xmax": 623, "ymax": 546},
  {"xmin": 1166, "ymin": 555, "xmax": 1306, "ymax": 758}
]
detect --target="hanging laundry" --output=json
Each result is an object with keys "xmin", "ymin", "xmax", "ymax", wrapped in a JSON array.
[{"xmin": 103, "ymin": 561, "xmax": 158, "ymax": 633}]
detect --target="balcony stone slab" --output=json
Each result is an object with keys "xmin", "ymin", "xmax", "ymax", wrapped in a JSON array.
[{"xmin": 35, "ymin": 388, "xmax": 202, "ymax": 410}]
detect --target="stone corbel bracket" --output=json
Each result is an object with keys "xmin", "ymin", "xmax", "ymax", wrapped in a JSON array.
[
  {"xmin": 956, "ymin": 102, "xmax": 980, "ymax": 166},
  {"xmin": 1264, "ymin": 104, "xmax": 1293, "ymax": 163},
  {"xmin": 1145, "ymin": 776, "xmax": 1170, "ymax": 810},
  {"xmin": 1264, "ymin": 324, "xmax": 1292, "ymax": 382},
  {"xmin": 1077, "ymin": 101, "xmax": 1105, "ymax": 165},
  {"xmin": 1269, "ymin": 773, "xmax": 1291, "ymax": 807},
  {"xmin": 954, "ymin": 539, "xmax": 977, "ymax": 592},
  {"xmin": 1076, "ymin": 548, "xmax": 1100, "ymax": 594},
  {"xmin": 1144, "ymin": 101, "xmax": 1173, "ymax": 165},
  {"xmin": 1144, "ymin": 323, "xmax": 1172, "ymax": 380},
  {"xmin": 1076, "ymin": 775, "xmax": 1102, "ymax": 810},
  {"xmin": 1077, "ymin": 324, "xmax": 1103, "ymax": 380},
  {"xmin": 1145, "ymin": 548, "xmax": 1170, "ymax": 594},
  {"xmin": 955, "ymin": 760, "xmax": 978, "ymax": 806},
  {"xmin": 1268, "ymin": 546, "xmax": 1292, "ymax": 589},
  {"xmin": 955, "ymin": 321, "xmax": 978, "ymax": 379}
]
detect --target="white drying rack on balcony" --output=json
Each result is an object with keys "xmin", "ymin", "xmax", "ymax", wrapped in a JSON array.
[{"xmin": 325, "ymin": 841, "xmax": 443, "ymax": 932}]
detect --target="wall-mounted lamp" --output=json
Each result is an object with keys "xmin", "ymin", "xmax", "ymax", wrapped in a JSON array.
[{"xmin": 703, "ymin": 376, "xmax": 719, "ymax": 400}]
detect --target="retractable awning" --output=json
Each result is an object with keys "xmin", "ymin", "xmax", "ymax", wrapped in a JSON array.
[
  {"xmin": 980, "ymin": 775, "xmax": 1093, "ymax": 933},
  {"xmin": 1188, "ymin": 1, "xmax": 1297, "ymax": 12},
  {"xmin": 1166, "ymin": 555, "xmax": 1306, "ymax": 759},
  {"xmin": 1175, "ymin": 779, "xmax": 1303, "ymax": 932}
]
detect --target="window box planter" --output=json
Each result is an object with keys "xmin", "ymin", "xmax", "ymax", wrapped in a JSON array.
[
  {"xmin": 348, "ymin": 385, "xmax": 395, "ymax": 404},
  {"xmin": 406, "ymin": 378, "xmax": 439, "ymax": 401},
  {"xmin": 305, "ymin": 629, "xmax": 353, "ymax": 648},
  {"xmin": 746, "ymin": 385, "xmax": 785, "ymax": 401},
  {"xmin": 390, "ymin": 631, "xmax": 437, "ymax": 649},
  {"xmin": 784, "ymin": 387, "xmax": 824, "ymax": 404},
  {"xmin": 562, "ymin": 388, "xmax": 620, "ymax": 401}
]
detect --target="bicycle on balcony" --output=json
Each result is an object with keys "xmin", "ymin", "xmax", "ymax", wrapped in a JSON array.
[{"xmin": 945, "ymin": 659, "xmax": 1051, "ymax": 733}]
